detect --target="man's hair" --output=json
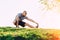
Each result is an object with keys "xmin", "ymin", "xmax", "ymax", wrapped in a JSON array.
[{"xmin": 23, "ymin": 11, "xmax": 27, "ymax": 14}]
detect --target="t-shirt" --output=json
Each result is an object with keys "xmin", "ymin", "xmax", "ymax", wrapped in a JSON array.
[{"xmin": 17, "ymin": 13, "xmax": 27, "ymax": 21}]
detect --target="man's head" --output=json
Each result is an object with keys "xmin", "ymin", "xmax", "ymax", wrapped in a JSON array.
[{"xmin": 22, "ymin": 11, "xmax": 27, "ymax": 17}]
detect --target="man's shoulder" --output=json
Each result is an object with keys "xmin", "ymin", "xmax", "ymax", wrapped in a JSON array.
[
  {"xmin": 18, "ymin": 13, "xmax": 22, "ymax": 15},
  {"xmin": 25, "ymin": 16, "xmax": 28, "ymax": 19},
  {"xmin": 17, "ymin": 13, "xmax": 22, "ymax": 16}
]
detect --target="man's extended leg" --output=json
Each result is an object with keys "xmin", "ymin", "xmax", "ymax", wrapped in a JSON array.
[{"xmin": 25, "ymin": 23, "xmax": 34, "ymax": 28}]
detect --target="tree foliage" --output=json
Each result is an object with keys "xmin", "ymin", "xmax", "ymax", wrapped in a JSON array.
[{"xmin": 39, "ymin": 0, "xmax": 60, "ymax": 10}]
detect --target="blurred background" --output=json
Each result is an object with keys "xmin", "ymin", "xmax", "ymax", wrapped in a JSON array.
[{"xmin": 0, "ymin": 0, "xmax": 60, "ymax": 29}]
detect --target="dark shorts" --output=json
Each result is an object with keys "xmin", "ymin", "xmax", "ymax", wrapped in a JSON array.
[{"xmin": 15, "ymin": 21, "xmax": 25, "ymax": 27}]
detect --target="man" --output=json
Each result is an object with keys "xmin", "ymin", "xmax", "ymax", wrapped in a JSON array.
[{"xmin": 13, "ymin": 11, "xmax": 39, "ymax": 28}]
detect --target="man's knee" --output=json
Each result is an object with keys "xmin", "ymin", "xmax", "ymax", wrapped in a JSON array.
[
  {"xmin": 25, "ymin": 23, "xmax": 31, "ymax": 26},
  {"xmin": 25, "ymin": 23, "xmax": 29, "ymax": 26}
]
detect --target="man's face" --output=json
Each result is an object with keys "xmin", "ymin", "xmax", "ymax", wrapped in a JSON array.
[{"xmin": 22, "ymin": 11, "xmax": 27, "ymax": 17}]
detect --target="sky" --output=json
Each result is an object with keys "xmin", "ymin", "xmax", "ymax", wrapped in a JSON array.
[{"xmin": 0, "ymin": 0, "xmax": 60, "ymax": 29}]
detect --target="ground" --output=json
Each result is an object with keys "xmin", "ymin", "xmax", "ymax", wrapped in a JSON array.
[{"xmin": 0, "ymin": 27, "xmax": 60, "ymax": 40}]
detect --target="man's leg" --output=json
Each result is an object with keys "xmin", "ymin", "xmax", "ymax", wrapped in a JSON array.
[
  {"xmin": 25, "ymin": 23, "xmax": 34, "ymax": 28},
  {"xmin": 13, "ymin": 21, "xmax": 19, "ymax": 28}
]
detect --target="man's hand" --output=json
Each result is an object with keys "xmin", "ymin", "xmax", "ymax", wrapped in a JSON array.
[{"xmin": 35, "ymin": 23, "xmax": 39, "ymax": 28}]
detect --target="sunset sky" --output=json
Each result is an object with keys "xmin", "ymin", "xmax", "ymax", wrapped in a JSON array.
[{"xmin": 0, "ymin": 0, "xmax": 60, "ymax": 29}]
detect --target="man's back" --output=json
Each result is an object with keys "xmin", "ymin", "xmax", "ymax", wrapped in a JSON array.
[{"xmin": 16, "ymin": 13, "xmax": 27, "ymax": 21}]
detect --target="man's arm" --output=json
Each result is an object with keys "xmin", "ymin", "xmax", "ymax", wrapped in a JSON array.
[
  {"xmin": 15, "ymin": 16, "xmax": 20, "ymax": 27},
  {"xmin": 26, "ymin": 17, "xmax": 39, "ymax": 28},
  {"xmin": 26, "ymin": 18, "xmax": 37, "ymax": 23}
]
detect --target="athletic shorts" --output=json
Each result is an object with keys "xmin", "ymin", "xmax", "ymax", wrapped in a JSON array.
[{"xmin": 14, "ymin": 21, "xmax": 25, "ymax": 27}]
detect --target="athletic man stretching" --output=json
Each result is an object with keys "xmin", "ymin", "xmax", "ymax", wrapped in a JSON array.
[{"xmin": 13, "ymin": 11, "xmax": 39, "ymax": 28}]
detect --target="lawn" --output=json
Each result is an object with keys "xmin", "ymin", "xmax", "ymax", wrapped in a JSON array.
[{"xmin": 0, "ymin": 27, "xmax": 60, "ymax": 40}]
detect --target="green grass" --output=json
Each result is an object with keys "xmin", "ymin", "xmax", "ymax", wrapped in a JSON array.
[{"xmin": 0, "ymin": 27, "xmax": 60, "ymax": 40}]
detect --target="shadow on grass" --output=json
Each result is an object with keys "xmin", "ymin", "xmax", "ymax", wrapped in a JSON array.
[
  {"xmin": 0, "ymin": 36, "xmax": 26, "ymax": 40},
  {"xmin": 14, "ymin": 36, "xmax": 26, "ymax": 40},
  {"xmin": 0, "ymin": 34, "xmax": 44, "ymax": 40}
]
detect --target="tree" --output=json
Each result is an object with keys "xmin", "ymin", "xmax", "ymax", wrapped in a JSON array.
[{"xmin": 39, "ymin": 0, "xmax": 60, "ymax": 11}]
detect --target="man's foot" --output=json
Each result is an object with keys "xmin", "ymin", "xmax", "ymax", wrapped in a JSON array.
[
  {"xmin": 36, "ymin": 26, "xmax": 38, "ymax": 28},
  {"xmin": 16, "ymin": 26, "xmax": 19, "ymax": 28}
]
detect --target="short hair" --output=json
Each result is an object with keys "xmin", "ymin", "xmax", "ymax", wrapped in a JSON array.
[{"xmin": 23, "ymin": 11, "xmax": 27, "ymax": 14}]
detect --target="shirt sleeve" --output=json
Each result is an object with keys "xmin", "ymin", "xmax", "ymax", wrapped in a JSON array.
[{"xmin": 25, "ymin": 16, "xmax": 28, "ymax": 19}]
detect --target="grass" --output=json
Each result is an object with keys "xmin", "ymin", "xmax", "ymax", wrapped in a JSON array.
[{"xmin": 0, "ymin": 27, "xmax": 60, "ymax": 40}]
